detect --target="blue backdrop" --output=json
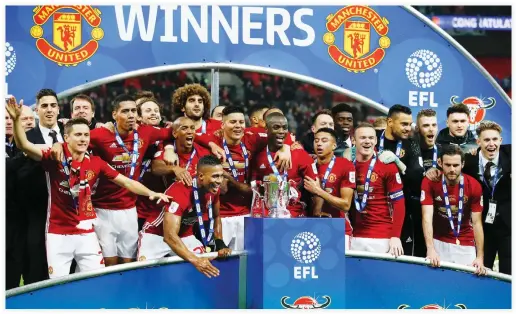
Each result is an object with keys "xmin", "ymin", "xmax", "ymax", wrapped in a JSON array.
[{"xmin": 5, "ymin": 5, "xmax": 511, "ymax": 141}]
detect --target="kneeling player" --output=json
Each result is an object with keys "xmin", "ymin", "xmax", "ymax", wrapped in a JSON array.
[{"xmin": 138, "ymin": 156, "xmax": 231, "ymax": 278}]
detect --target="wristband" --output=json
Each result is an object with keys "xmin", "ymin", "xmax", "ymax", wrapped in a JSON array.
[{"xmin": 215, "ymin": 238, "xmax": 228, "ymax": 251}]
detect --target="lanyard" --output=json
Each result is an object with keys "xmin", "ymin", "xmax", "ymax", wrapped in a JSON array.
[
  {"xmin": 320, "ymin": 155, "xmax": 336, "ymax": 189},
  {"xmin": 266, "ymin": 146, "xmax": 288, "ymax": 183},
  {"xmin": 201, "ymin": 120, "xmax": 206, "ymax": 134},
  {"xmin": 442, "ymin": 174, "xmax": 464, "ymax": 243},
  {"xmin": 61, "ymin": 157, "xmax": 80, "ymax": 212},
  {"xmin": 478, "ymin": 156, "xmax": 499, "ymax": 199},
  {"xmin": 431, "ymin": 144, "xmax": 438, "ymax": 168},
  {"xmin": 222, "ymin": 138, "xmax": 249, "ymax": 182},
  {"xmin": 174, "ymin": 142, "xmax": 197, "ymax": 171},
  {"xmin": 114, "ymin": 123, "xmax": 139, "ymax": 179},
  {"xmin": 379, "ymin": 130, "xmax": 402, "ymax": 157},
  {"xmin": 138, "ymin": 141, "xmax": 160, "ymax": 182},
  {"xmin": 353, "ymin": 154, "xmax": 377, "ymax": 212},
  {"xmin": 192, "ymin": 178, "xmax": 214, "ymax": 251}
]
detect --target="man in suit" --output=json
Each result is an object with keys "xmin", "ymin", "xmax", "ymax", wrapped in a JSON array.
[
  {"xmin": 15, "ymin": 89, "xmax": 65, "ymax": 284},
  {"xmin": 463, "ymin": 120, "xmax": 511, "ymax": 274}
]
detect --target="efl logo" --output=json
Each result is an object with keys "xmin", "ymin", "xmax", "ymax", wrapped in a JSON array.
[
  {"xmin": 30, "ymin": 5, "xmax": 104, "ymax": 66},
  {"xmin": 323, "ymin": 5, "xmax": 390, "ymax": 73},
  {"xmin": 291, "ymin": 232, "xmax": 321, "ymax": 279}
]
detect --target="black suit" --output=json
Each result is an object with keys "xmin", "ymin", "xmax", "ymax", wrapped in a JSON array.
[
  {"xmin": 463, "ymin": 145, "xmax": 511, "ymax": 274},
  {"xmin": 15, "ymin": 123, "xmax": 65, "ymax": 284}
]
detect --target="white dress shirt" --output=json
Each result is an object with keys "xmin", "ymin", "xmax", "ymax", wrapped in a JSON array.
[{"xmin": 39, "ymin": 123, "xmax": 64, "ymax": 147}]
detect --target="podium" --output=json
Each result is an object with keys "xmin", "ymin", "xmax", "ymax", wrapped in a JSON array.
[{"xmin": 244, "ymin": 217, "xmax": 346, "ymax": 309}]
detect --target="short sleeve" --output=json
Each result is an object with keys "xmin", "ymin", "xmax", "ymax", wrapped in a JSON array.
[
  {"xmin": 469, "ymin": 178, "xmax": 484, "ymax": 213},
  {"xmin": 298, "ymin": 150, "xmax": 318, "ymax": 179},
  {"xmin": 420, "ymin": 177, "xmax": 434, "ymax": 206},
  {"xmin": 40, "ymin": 148, "xmax": 54, "ymax": 170},
  {"xmin": 164, "ymin": 183, "xmax": 189, "ymax": 216},
  {"xmin": 385, "ymin": 163, "xmax": 404, "ymax": 201},
  {"xmin": 340, "ymin": 159, "xmax": 356, "ymax": 190},
  {"xmin": 99, "ymin": 159, "xmax": 120, "ymax": 181}
]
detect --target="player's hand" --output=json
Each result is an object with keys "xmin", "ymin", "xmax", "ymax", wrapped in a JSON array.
[
  {"xmin": 149, "ymin": 192, "xmax": 171, "ymax": 204},
  {"xmin": 209, "ymin": 142, "xmax": 226, "ymax": 163},
  {"xmin": 163, "ymin": 147, "xmax": 179, "ymax": 166},
  {"xmin": 426, "ymin": 248, "xmax": 441, "ymax": 267},
  {"xmin": 388, "ymin": 237, "xmax": 404, "ymax": 257},
  {"xmin": 469, "ymin": 147, "xmax": 478, "ymax": 156},
  {"xmin": 50, "ymin": 142, "xmax": 65, "ymax": 161},
  {"xmin": 192, "ymin": 257, "xmax": 220, "ymax": 278},
  {"xmin": 172, "ymin": 166, "xmax": 193, "ymax": 186},
  {"xmin": 303, "ymin": 176, "xmax": 322, "ymax": 196},
  {"xmin": 471, "ymin": 257, "xmax": 487, "ymax": 276},
  {"xmin": 94, "ymin": 122, "xmax": 106, "ymax": 129},
  {"xmin": 275, "ymin": 145, "xmax": 292, "ymax": 172},
  {"xmin": 58, "ymin": 118, "xmax": 69, "ymax": 125},
  {"xmin": 101, "ymin": 121, "xmax": 115, "ymax": 133},
  {"xmin": 217, "ymin": 248, "xmax": 232, "ymax": 259},
  {"xmin": 5, "ymin": 96, "xmax": 22, "ymax": 120},
  {"xmin": 378, "ymin": 150, "xmax": 397, "ymax": 164},
  {"xmin": 425, "ymin": 167, "xmax": 441, "ymax": 182},
  {"xmin": 163, "ymin": 121, "xmax": 173, "ymax": 128}
]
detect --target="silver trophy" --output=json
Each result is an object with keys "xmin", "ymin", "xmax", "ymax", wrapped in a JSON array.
[{"xmin": 263, "ymin": 175, "xmax": 290, "ymax": 218}]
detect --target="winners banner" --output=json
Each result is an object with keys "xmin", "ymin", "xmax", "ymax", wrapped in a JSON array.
[{"xmin": 5, "ymin": 5, "xmax": 512, "ymax": 141}]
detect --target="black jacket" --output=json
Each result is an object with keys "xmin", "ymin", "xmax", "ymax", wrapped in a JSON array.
[
  {"xmin": 436, "ymin": 128, "xmax": 477, "ymax": 152},
  {"xmin": 301, "ymin": 131, "xmax": 349, "ymax": 155},
  {"xmin": 463, "ymin": 145, "xmax": 511, "ymax": 234}
]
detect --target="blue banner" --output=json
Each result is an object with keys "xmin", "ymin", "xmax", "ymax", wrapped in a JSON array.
[
  {"xmin": 6, "ymin": 258, "xmax": 240, "ymax": 309},
  {"xmin": 430, "ymin": 15, "xmax": 512, "ymax": 31},
  {"xmin": 5, "ymin": 5, "xmax": 511, "ymax": 142}
]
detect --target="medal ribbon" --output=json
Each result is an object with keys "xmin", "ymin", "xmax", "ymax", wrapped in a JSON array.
[
  {"xmin": 353, "ymin": 154, "xmax": 377, "ymax": 212},
  {"xmin": 442, "ymin": 174, "xmax": 464, "ymax": 242},
  {"xmin": 321, "ymin": 155, "xmax": 336, "ymax": 190},
  {"xmin": 266, "ymin": 146, "xmax": 288, "ymax": 183},
  {"xmin": 379, "ymin": 130, "xmax": 402, "ymax": 157},
  {"xmin": 223, "ymin": 138, "xmax": 249, "ymax": 182},
  {"xmin": 138, "ymin": 141, "xmax": 160, "ymax": 182},
  {"xmin": 192, "ymin": 178, "xmax": 214, "ymax": 250},
  {"xmin": 114, "ymin": 122, "xmax": 139, "ymax": 179},
  {"xmin": 173, "ymin": 142, "xmax": 197, "ymax": 172}
]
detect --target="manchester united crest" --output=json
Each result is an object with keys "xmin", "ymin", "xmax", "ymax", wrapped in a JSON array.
[
  {"xmin": 370, "ymin": 172, "xmax": 378, "ymax": 182},
  {"xmin": 30, "ymin": 5, "xmax": 104, "ymax": 66},
  {"xmin": 328, "ymin": 173, "xmax": 337, "ymax": 183},
  {"xmin": 323, "ymin": 5, "xmax": 390, "ymax": 73},
  {"xmin": 86, "ymin": 170, "xmax": 95, "ymax": 181}
]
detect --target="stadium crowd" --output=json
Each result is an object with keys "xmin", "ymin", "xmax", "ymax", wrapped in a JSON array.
[{"xmin": 5, "ymin": 81, "xmax": 511, "ymax": 289}]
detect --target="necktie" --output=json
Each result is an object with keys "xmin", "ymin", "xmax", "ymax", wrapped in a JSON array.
[
  {"xmin": 49, "ymin": 130, "xmax": 59, "ymax": 144},
  {"xmin": 484, "ymin": 161, "xmax": 494, "ymax": 187}
]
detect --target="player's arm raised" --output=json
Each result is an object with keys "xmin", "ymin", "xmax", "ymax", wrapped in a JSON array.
[
  {"xmin": 163, "ymin": 211, "xmax": 220, "ymax": 278},
  {"xmin": 110, "ymin": 173, "xmax": 170, "ymax": 204},
  {"xmin": 6, "ymin": 97, "xmax": 43, "ymax": 161}
]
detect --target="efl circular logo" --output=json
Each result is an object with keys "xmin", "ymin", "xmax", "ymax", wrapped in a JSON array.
[
  {"xmin": 5, "ymin": 42, "xmax": 16, "ymax": 76},
  {"xmin": 290, "ymin": 232, "xmax": 321, "ymax": 264},
  {"xmin": 405, "ymin": 49, "xmax": 443, "ymax": 88}
]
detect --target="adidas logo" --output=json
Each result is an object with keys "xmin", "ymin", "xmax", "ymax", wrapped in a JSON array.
[
  {"xmin": 435, "ymin": 196, "xmax": 442, "ymax": 201},
  {"xmin": 109, "ymin": 143, "xmax": 117, "ymax": 149},
  {"xmin": 406, "ymin": 237, "xmax": 412, "ymax": 243},
  {"xmin": 259, "ymin": 164, "xmax": 266, "ymax": 169}
]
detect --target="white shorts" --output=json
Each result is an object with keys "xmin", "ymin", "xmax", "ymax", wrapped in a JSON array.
[
  {"xmin": 345, "ymin": 235, "xmax": 350, "ymax": 251},
  {"xmin": 137, "ymin": 233, "xmax": 205, "ymax": 261},
  {"xmin": 94, "ymin": 207, "xmax": 139, "ymax": 258},
  {"xmin": 46, "ymin": 232, "xmax": 104, "ymax": 279},
  {"xmin": 433, "ymin": 239, "xmax": 476, "ymax": 266},
  {"xmin": 222, "ymin": 214, "xmax": 248, "ymax": 251},
  {"xmin": 350, "ymin": 237, "xmax": 390, "ymax": 253}
]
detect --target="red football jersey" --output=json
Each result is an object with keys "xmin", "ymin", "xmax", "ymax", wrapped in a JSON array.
[
  {"xmin": 136, "ymin": 141, "xmax": 166, "ymax": 221},
  {"xmin": 251, "ymin": 147, "xmax": 318, "ymax": 217},
  {"xmin": 155, "ymin": 143, "xmax": 211, "ymax": 178},
  {"xmin": 89, "ymin": 125, "xmax": 172, "ymax": 210},
  {"xmin": 195, "ymin": 132, "xmax": 270, "ymax": 217},
  {"xmin": 196, "ymin": 118, "xmax": 222, "ymax": 135},
  {"xmin": 142, "ymin": 182, "xmax": 220, "ymax": 238},
  {"xmin": 420, "ymin": 174, "xmax": 483, "ymax": 246},
  {"xmin": 352, "ymin": 158, "xmax": 405, "ymax": 239},
  {"xmin": 316, "ymin": 157, "xmax": 356, "ymax": 235},
  {"xmin": 41, "ymin": 149, "xmax": 119, "ymax": 235}
]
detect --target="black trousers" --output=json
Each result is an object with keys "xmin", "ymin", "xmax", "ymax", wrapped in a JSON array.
[
  {"xmin": 6, "ymin": 214, "xmax": 26, "ymax": 289},
  {"xmin": 400, "ymin": 198, "xmax": 426, "ymax": 258},
  {"xmin": 484, "ymin": 223, "xmax": 511, "ymax": 275},
  {"xmin": 23, "ymin": 213, "xmax": 49, "ymax": 285}
]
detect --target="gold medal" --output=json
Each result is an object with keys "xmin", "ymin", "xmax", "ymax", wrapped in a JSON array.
[
  {"xmin": 205, "ymin": 247, "xmax": 211, "ymax": 253},
  {"xmin": 456, "ymin": 238, "xmax": 460, "ymax": 246}
]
